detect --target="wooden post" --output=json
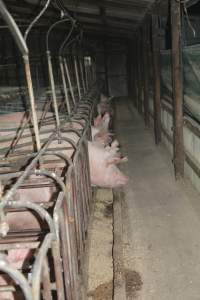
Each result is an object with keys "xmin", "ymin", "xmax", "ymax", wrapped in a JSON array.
[
  {"xmin": 152, "ymin": 15, "xmax": 162, "ymax": 144},
  {"xmin": 137, "ymin": 32, "xmax": 143, "ymax": 114},
  {"xmin": 131, "ymin": 40, "xmax": 137, "ymax": 107},
  {"xmin": 171, "ymin": 0, "xmax": 184, "ymax": 178},
  {"xmin": 134, "ymin": 39, "xmax": 139, "ymax": 109},
  {"xmin": 143, "ymin": 20, "xmax": 150, "ymax": 127}
]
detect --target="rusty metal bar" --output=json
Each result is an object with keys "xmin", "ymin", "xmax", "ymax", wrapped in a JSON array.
[
  {"xmin": 23, "ymin": 55, "xmax": 41, "ymax": 151},
  {"xmin": 80, "ymin": 57, "xmax": 86, "ymax": 93},
  {"xmin": 63, "ymin": 57, "xmax": 76, "ymax": 106},
  {"xmin": 46, "ymin": 51, "xmax": 61, "ymax": 129},
  {"xmin": 74, "ymin": 56, "xmax": 82, "ymax": 99},
  {"xmin": 59, "ymin": 57, "xmax": 71, "ymax": 115},
  {"xmin": 152, "ymin": 15, "xmax": 162, "ymax": 144},
  {"xmin": 0, "ymin": 254, "xmax": 33, "ymax": 300},
  {"xmin": 171, "ymin": 0, "xmax": 184, "ymax": 179}
]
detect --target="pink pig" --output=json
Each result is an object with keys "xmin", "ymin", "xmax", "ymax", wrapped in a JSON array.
[{"xmin": 88, "ymin": 141, "xmax": 128, "ymax": 188}]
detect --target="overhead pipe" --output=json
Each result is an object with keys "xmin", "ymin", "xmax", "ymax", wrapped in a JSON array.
[
  {"xmin": 46, "ymin": 18, "xmax": 71, "ymax": 122},
  {"xmin": 46, "ymin": 18, "xmax": 72, "ymax": 116},
  {"xmin": 59, "ymin": 21, "xmax": 76, "ymax": 109}
]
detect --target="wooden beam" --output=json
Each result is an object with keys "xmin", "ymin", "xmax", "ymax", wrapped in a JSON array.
[
  {"xmin": 152, "ymin": 15, "xmax": 162, "ymax": 144},
  {"xmin": 137, "ymin": 31, "xmax": 143, "ymax": 115},
  {"xmin": 171, "ymin": 0, "xmax": 184, "ymax": 179},
  {"xmin": 143, "ymin": 18, "xmax": 150, "ymax": 127}
]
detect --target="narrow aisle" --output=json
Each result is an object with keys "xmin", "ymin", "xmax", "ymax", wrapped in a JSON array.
[{"xmin": 115, "ymin": 98, "xmax": 200, "ymax": 300}]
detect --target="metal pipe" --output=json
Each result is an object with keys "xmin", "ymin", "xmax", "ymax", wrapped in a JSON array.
[
  {"xmin": 0, "ymin": 254, "xmax": 33, "ymax": 300},
  {"xmin": 59, "ymin": 57, "xmax": 71, "ymax": 115},
  {"xmin": 24, "ymin": 0, "xmax": 51, "ymax": 41},
  {"xmin": 84, "ymin": 60, "xmax": 89, "ymax": 91},
  {"xmin": 23, "ymin": 55, "xmax": 41, "ymax": 151},
  {"xmin": 0, "ymin": 0, "xmax": 41, "ymax": 151},
  {"xmin": 80, "ymin": 58, "xmax": 86, "ymax": 93},
  {"xmin": 0, "ymin": 0, "xmax": 28, "ymax": 55},
  {"xmin": 47, "ymin": 51, "xmax": 60, "ymax": 129},
  {"xmin": 74, "ymin": 56, "xmax": 81, "ymax": 99},
  {"xmin": 63, "ymin": 57, "xmax": 76, "ymax": 105}
]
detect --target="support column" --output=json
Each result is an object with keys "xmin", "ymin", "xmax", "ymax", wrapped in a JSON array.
[
  {"xmin": 143, "ymin": 20, "xmax": 150, "ymax": 127},
  {"xmin": 137, "ymin": 33, "xmax": 143, "ymax": 114},
  {"xmin": 152, "ymin": 15, "xmax": 162, "ymax": 144},
  {"xmin": 171, "ymin": 0, "xmax": 184, "ymax": 178}
]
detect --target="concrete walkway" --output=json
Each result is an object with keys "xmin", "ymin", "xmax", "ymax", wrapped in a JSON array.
[{"xmin": 115, "ymin": 98, "xmax": 200, "ymax": 300}]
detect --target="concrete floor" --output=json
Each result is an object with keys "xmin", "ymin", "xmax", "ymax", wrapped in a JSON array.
[{"xmin": 115, "ymin": 98, "xmax": 200, "ymax": 300}]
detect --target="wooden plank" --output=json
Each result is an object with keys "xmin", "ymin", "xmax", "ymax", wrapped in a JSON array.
[
  {"xmin": 152, "ymin": 14, "xmax": 162, "ymax": 144},
  {"xmin": 143, "ymin": 19, "xmax": 150, "ymax": 126},
  {"xmin": 137, "ymin": 32, "xmax": 143, "ymax": 114},
  {"xmin": 171, "ymin": 0, "xmax": 184, "ymax": 179}
]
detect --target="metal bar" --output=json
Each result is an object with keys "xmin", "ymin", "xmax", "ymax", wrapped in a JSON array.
[
  {"xmin": 63, "ymin": 57, "xmax": 76, "ymax": 106},
  {"xmin": 171, "ymin": 0, "xmax": 184, "ymax": 179},
  {"xmin": 0, "ymin": 254, "xmax": 33, "ymax": 300},
  {"xmin": 0, "ymin": 0, "xmax": 28, "ymax": 55},
  {"xmin": 152, "ymin": 15, "xmax": 162, "ymax": 144},
  {"xmin": 47, "ymin": 51, "xmax": 61, "ymax": 130},
  {"xmin": 23, "ymin": 55, "xmax": 41, "ymax": 151},
  {"xmin": 59, "ymin": 57, "xmax": 71, "ymax": 115},
  {"xmin": 80, "ymin": 57, "xmax": 86, "ymax": 93},
  {"xmin": 74, "ymin": 56, "xmax": 81, "ymax": 99},
  {"xmin": 84, "ymin": 58, "xmax": 88, "ymax": 91}
]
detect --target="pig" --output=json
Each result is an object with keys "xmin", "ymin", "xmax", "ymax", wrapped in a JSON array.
[
  {"xmin": 97, "ymin": 94, "xmax": 114, "ymax": 117},
  {"xmin": 88, "ymin": 141, "xmax": 128, "ymax": 188},
  {"xmin": 93, "ymin": 112, "xmax": 110, "ymax": 132},
  {"xmin": 91, "ymin": 126, "xmax": 113, "ymax": 147}
]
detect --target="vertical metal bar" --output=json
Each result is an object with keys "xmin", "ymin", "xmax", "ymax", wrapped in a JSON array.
[
  {"xmin": 23, "ymin": 55, "xmax": 41, "ymax": 151},
  {"xmin": 152, "ymin": 15, "xmax": 162, "ymax": 144},
  {"xmin": 59, "ymin": 56, "xmax": 71, "ymax": 115},
  {"xmin": 143, "ymin": 20, "xmax": 150, "ymax": 127},
  {"xmin": 171, "ymin": 0, "xmax": 184, "ymax": 178},
  {"xmin": 84, "ymin": 59, "xmax": 89, "ymax": 91},
  {"xmin": 46, "ymin": 51, "xmax": 60, "ymax": 129},
  {"xmin": 74, "ymin": 56, "xmax": 81, "ymax": 99},
  {"xmin": 63, "ymin": 57, "xmax": 76, "ymax": 105},
  {"xmin": 79, "ymin": 57, "xmax": 86, "ymax": 93}
]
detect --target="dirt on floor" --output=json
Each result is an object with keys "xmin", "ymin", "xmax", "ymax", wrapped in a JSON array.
[{"xmin": 87, "ymin": 188, "xmax": 114, "ymax": 300}]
